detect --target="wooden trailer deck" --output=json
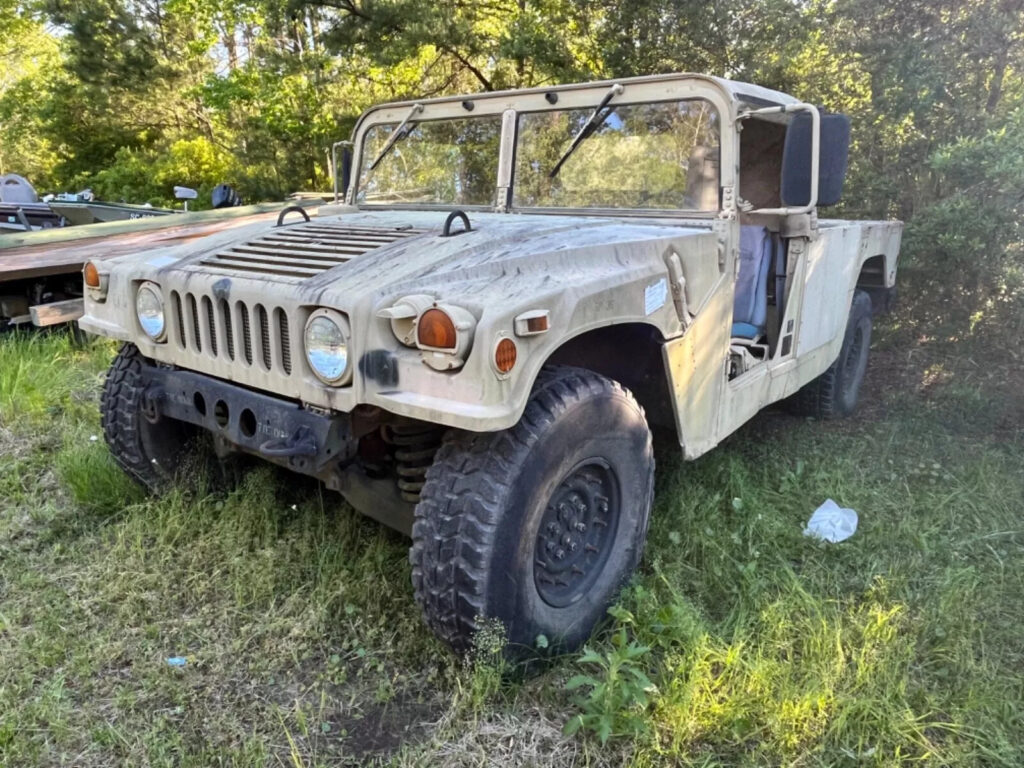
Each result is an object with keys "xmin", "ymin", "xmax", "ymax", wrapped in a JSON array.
[{"xmin": 0, "ymin": 203, "xmax": 317, "ymax": 327}]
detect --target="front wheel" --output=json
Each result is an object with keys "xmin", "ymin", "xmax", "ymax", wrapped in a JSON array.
[
  {"xmin": 409, "ymin": 366, "xmax": 654, "ymax": 657},
  {"xmin": 100, "ymin": 343, "xmax": 200, "ymax": 491}
]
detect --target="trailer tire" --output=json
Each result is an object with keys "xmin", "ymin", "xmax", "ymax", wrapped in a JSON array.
[
  {"xmin": 410, "ymin": 366, "xmax": 654, "ymax": 658},
  {"xmin": 787, "ymin": 290, "xmax": 873, "ymax": 419},
  {"xmin": 100, "ymin": 343, "xmax": 198, "ymax": 491}
]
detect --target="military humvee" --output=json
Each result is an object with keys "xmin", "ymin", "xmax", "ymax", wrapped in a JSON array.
[{"xmin": 80, "ymin": 73, "xmax": 901, "ymax": 656}]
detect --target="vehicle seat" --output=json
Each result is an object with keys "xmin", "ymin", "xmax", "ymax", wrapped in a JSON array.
[{"xmin": 732, "ymin": 225, "xmax": 773, "ymax": 339}]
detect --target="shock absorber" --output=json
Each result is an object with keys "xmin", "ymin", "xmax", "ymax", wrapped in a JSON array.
[{"xmin": 385, "ymin": 422, "xmax": 445, "ymax": 503}]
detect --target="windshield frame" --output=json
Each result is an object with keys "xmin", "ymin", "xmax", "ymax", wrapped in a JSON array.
[{"xmin": 347, "ymin": 74, "xmax": 747, "ymax": 218}]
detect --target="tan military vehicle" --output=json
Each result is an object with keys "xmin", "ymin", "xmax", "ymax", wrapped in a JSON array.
[{"xmin": 80, "ymin": 73, "xmax": 901, "ymax": 656}]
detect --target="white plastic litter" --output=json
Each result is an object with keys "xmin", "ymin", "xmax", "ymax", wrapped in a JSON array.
[{"xmin": 803, "ymin": 498, "xmax": 858, "ymax": 543}]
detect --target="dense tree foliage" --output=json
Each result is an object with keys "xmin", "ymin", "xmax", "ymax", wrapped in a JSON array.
[{"xmin": 0, "ymin": 0, "xmax": 1021, "ymax": 333}]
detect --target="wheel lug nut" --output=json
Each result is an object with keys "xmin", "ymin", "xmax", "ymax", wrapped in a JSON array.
[
  {"xmin": 568, "ymin": 541, "xmax": 578, "ymax": 552},
  {"xmin": 574, "ymin": 522, "xmax": 586, "ymax": 532},
  {"xmin": 555, "ymin": 548, "xmax": 565, "ymax": 560},
  {"xmin": 547, "ymin": 522, "xmax": 559, "ymax": 534},
  {"xmin": 546, "ymin": 541, "xmax": 556, "ymax": 551}
]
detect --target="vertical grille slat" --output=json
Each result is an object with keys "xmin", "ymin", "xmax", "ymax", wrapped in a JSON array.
[
  {"xmin": 172, "ymin": 291, "xmax": 185, "ymax": 349},
  {"xmin": 203, "ymin": 296, "xmax": 218, "ymax": 357},
  {"xmin": 277, "ymin": 309, "xmax": 292, "ymax": 375},
  {"xmin": 239, "ymin": 302, "xmax": 253, "ymax": 365},
  {"xmin": 187, "ymin": 293, "xmax": 202, "ymax": 353},
  {"xmin": 257, "ymin": 304, "xmax": 271, "ymax": 371},
  {"xmin": 220, "ymin": 300, "xmax": 235, "ymax": 360}
]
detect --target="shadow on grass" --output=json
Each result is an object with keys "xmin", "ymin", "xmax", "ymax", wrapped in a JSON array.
[{"xmin": 561, "ymin": 399, "xmax": 1024, "ymax": 765}]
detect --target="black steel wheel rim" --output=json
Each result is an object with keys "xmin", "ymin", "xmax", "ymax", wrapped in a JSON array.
[{"xmin": 533, "ymin": 458, "xmax": 620, "ymax": 608}]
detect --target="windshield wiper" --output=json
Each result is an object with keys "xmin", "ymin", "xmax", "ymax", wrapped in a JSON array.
[
  {"xmin": 367, "ymin": 103, "xmax": 424, "ymax": 172},
  {"xmin": 548, "ymin": 83, "xmax": 624, "ymax": 179}
]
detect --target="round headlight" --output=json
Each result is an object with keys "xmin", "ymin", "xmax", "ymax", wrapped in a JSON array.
[
  {"xmin": 136, "ymin": 282, "xmax": 165, "ymax": 340},
  {"xmin": 304, "ymin": 310, "xmax": 350, "ymax": 385}
]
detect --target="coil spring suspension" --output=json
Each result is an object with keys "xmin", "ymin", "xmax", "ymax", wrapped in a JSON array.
[{"xmin": 386, "ymin": 423, "xmax": 444, "ymax": 503}]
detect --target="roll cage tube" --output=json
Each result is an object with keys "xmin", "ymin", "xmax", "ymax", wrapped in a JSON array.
[{"xmin": 737, "ymin": 102, "xmax": 820, "ymax": 215}]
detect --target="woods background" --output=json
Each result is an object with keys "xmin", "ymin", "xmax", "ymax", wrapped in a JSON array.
[
  {"xmin": 1, "ymin": 5, "xmax": 1022, "ymax": 763},
  {"xmin": 2, "ymin": 0, "xmax": 1022, "ymax": 380}
]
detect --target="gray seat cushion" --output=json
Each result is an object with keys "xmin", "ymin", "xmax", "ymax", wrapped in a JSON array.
[{"xmin": 733, "ymin": 225, "xmax": 772, "ymax": 338}]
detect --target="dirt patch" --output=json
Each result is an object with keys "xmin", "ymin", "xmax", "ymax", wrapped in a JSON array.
[{"xmin": 331, "ymin": 691, "xmax": 440, "ymax": 758}]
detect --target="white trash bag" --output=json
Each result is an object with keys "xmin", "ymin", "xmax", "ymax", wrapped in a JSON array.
[{"xmin": 803, "ymin": 498, "xmax": 858, "ymax": 543}]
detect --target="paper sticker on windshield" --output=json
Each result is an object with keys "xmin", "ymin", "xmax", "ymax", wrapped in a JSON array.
[{"xmin": 645, "ymin": 278, "xmax": 667, "ymax": 315}]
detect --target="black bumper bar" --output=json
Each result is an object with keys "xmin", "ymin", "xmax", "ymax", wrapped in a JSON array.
[{"xmin": 140, "ymin": 366, "xmax": 354, "ymax": 473}]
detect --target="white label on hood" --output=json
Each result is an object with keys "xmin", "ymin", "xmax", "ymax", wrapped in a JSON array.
[{"xmin": 645, "ymin": 278, "xmax": 667, "ymax": 315}]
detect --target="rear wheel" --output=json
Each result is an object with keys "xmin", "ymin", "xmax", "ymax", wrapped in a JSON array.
[
  {"xmin": 100, "ymin": 343, "xmax": 200, "ymax": 491},
  {"xmin": 787, "ymin": 290, "xmax": 873, "ymax": 418},
  {"xmin": 409, "ymin": 366, "xmax": 654, "ymax": 657}
]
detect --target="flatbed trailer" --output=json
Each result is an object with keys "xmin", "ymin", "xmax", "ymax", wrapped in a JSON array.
[{"xmin": 0, "ymin": 203, "xmax": 316, "ymax": 329}]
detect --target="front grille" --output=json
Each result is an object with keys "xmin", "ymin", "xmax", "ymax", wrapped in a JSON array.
[
  {"xmin": 170, "ymin": 290, "xmax": 294, "ymax": 377},
  {"xmin": 198, "ymin": 222, "xmax": 429, "ymax": 279}
]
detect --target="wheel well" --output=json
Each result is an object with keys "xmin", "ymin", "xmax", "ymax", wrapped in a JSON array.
[
  {"xmin": 856, "ymin": 255, "xmax": 892, "ymax": 314},
  {"xmin": 544, "ymin": 323, "xmax": 677, "ymax": 432}
]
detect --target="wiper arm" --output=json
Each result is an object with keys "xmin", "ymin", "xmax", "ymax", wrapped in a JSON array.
[
  {"xmin": 548, "ymin": 83, "xmax": 624, "ymax": 179},
  {"xmin": 368, "ymin": 103, "xmax": 424, "ymax": 172}
]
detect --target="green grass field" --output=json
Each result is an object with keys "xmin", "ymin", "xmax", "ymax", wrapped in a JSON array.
[{"xmin": 0, "ymin": 327, "xmax": 1021, "ymax": 767}]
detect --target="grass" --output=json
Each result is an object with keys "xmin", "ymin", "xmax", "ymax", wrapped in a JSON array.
[{"xmin": 0, "ymin": 328, "xmax": 1021, "ymax": 766}]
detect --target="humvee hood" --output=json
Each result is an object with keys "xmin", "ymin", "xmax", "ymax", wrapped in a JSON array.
[{"xmin": 168, "ymin": 210, "xmax": 714, "ymax": 309}]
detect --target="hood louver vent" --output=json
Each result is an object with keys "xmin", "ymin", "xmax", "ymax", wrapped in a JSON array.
[{"xmin": 198, "ymin": 222, "xmax": 428, "ymax": 279}]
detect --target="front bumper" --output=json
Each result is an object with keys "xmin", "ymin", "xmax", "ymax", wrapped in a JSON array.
[
  {"xmin": 139, "ymin": 364, "xmax": 417, "ymax": 532},
  {"xmin": 143, "ymin": 365, "xmax": 355, "ymax": 476}
]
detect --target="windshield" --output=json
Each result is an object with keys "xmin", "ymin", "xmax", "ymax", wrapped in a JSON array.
[
  {"xmin": 514, "ymin": 99, "xmax": 720, "ymax": 210},
  {"xmin": 353, "ymin": 95, "xmax": 721, "ymax": 212},
  {"xmin": 356, "ymin": 115, "xmax": 502, "ymax": 207}
]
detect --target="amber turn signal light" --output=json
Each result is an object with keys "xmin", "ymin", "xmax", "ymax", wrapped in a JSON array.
[
  {"xmin": 494, "ymin": 337, "xmax": 517, "ymax": 373},
  {"xmin": 417, "ymin": 308, "xmax": 458, "ymax": 350},
  {"xmin": 84, "ymin": 261, "xmax": 100, "ymax": 288}
]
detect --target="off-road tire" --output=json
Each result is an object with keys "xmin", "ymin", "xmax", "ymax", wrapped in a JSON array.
[
  {"xmin": 409, "ymin": 366, "xmax": 655, "ymax": 657},
  {"xmin": 787, "ymin": 290, "xmax": 873, "ymax": 418},
  {"xmin": 100, "ymin": 343, "xmax": 197, "ymax": 491}
]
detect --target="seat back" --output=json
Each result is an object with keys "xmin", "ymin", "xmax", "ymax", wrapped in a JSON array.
[{"xmin": 733, "ymin": 225, "xmax": 772, "ymax": 335}]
